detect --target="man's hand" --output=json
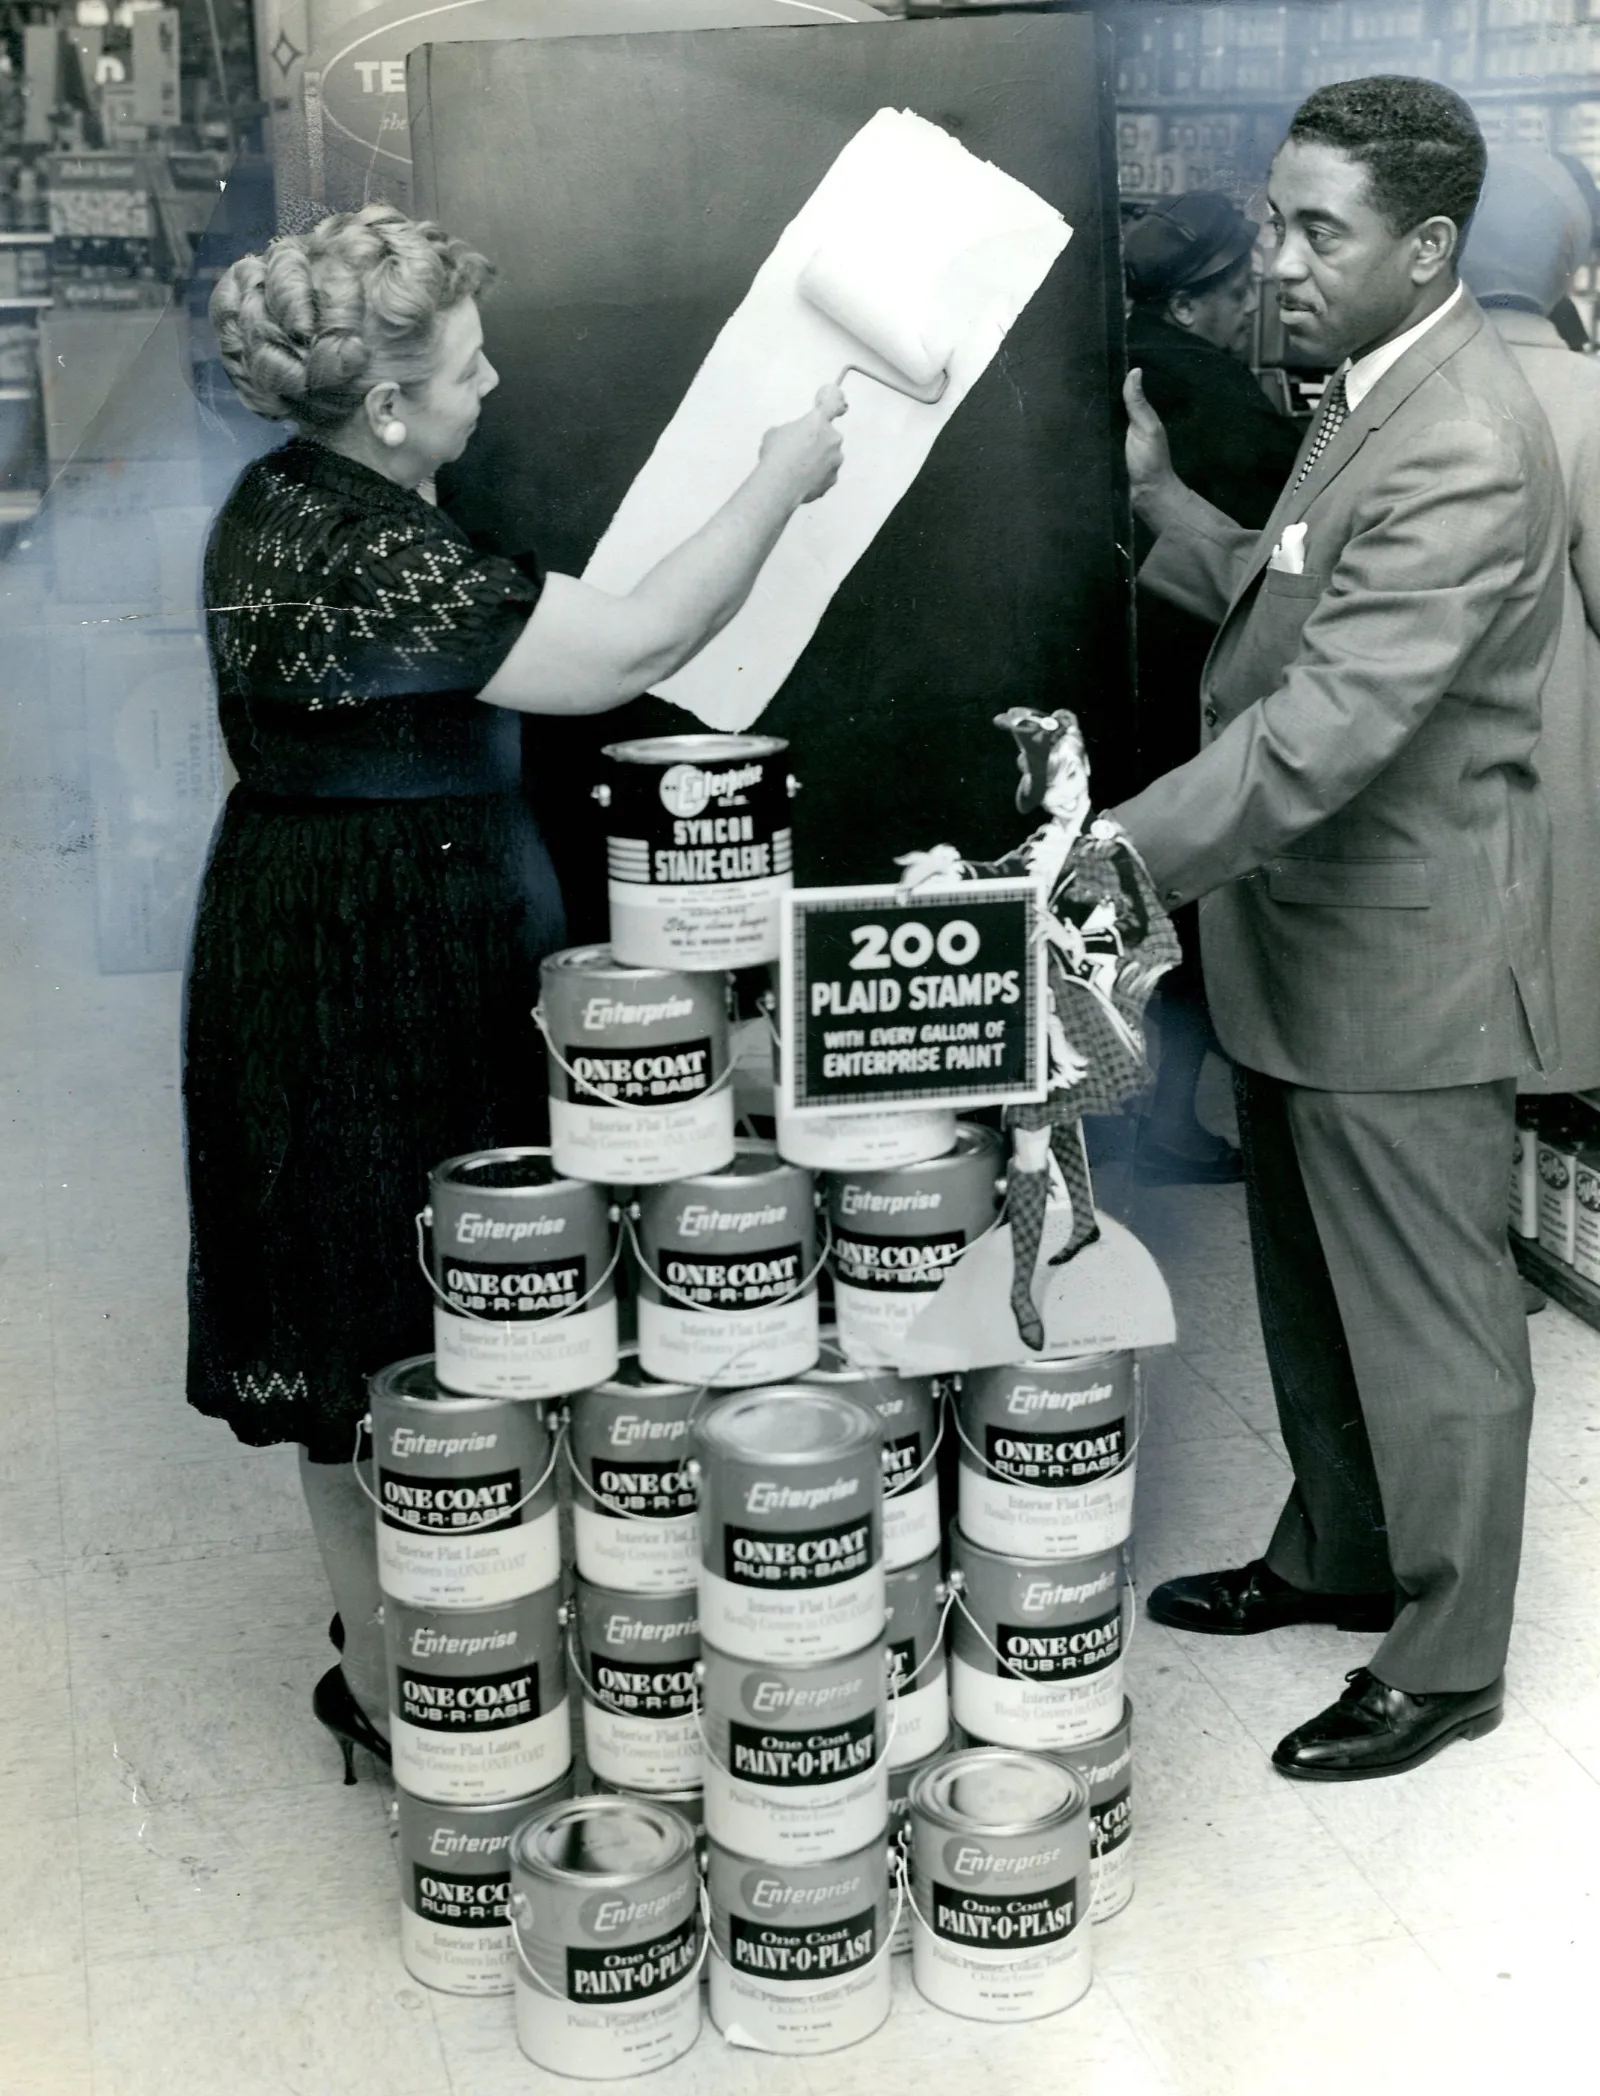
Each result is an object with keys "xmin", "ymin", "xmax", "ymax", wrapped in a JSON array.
[{"xmin": 1124, "ymin": 369, "xmax": 1190, "ymax": 538}]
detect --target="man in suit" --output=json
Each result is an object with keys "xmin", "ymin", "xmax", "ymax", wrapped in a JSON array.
[{"xmin": 1114, "ymin": 76, "xmax": 1565, "ymax": 1781}]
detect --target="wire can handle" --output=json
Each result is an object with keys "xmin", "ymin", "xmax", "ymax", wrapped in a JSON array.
[
  {"xmin": 352, "ymin": 1411, "xmax": 564, "ymax": 1530},
  {"xmin": 532, "ymin": 1004, "xmax": 737, "ymax": 1111},
  {"xmin": 414, "ymin": 1202, "xmax": 623, "ymax": 1327}
]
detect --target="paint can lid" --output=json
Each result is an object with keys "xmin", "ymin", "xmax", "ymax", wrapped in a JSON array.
[
  {"xmin": 367, "ymin": 1353, "xmax": 551, "ymax": 1418},
  {"xmin": 540, "ymin": 943, "xmax": 708, "ymax": 987},
  {"xmin": 692, "ymin": 1384, "xmax": 881, "ymax": 1465},
  {"xmin": 431, "ymin": 1146, "xmax": 562, "ymax": 1193},
  {"xmin": 827, "ymin": 1120, "xmax": 1003, "ymax": 1193},
  {"xmin": 801, "ymin": 1334, "xmax": 916, "ymax": 1389},
  {"xmin": 910, "ymin": 1121, "xmax": 1002, "ymax": 1170},
  {"xmin": 649, "ymin": 1138, "xmax": 810, "ymax": 1198},
  {"xmin": 369, "ymin": 1354, "xmax": 446, "ymax": 1405},
  {"xmin": 512, "ymin": 1795, "xmax": 695, "ymax": 1883},
  {"xmin": 889, "ymin": 1742, "xmax": 953, "ymax": 1804},
  {"xmin": 911, "ymin": 1747, "xmax": 1086, "ymax": 1835},
  {"xmin": 601, "ymin": 733, "xmax": 787, "ymax": 766}
]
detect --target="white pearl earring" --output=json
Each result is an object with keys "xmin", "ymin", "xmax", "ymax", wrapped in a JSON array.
[{"xmin": 381, "ymin": 421, "xmax": 406, "ymax": 448}]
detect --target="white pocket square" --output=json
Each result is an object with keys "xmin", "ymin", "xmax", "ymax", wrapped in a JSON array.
[{"xmin": 1267, "ymin": 522, "xmax": 1308, "ymax": 575}]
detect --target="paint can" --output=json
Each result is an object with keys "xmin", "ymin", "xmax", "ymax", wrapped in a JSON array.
[
  {"xmin": 1509, "ymin": 1108, "xmax": 1540, "ymax": 1239},
  {"xmin": 691, "ymin": 1385, "xmax": 883, "ymax": 1664},
  {"xmin": 700, "ymin": 1638, "xmax": 890, "ymax": 1865},
  {"xmin": 510, "ymin": 1794, "xmax": 702, "ymax": 2078},
  {"xmin": 573, "ymin": 1578, "xmax": 701, "ymax": 1794},
  {"xmin": 591, "ymin": 1776, "xmax": 706, "ymax": 1841},
  {"xmin": 597, "ymin": 733, "xmax": 794, "ymax": 972},
  {"xmin": 1537, "ymin": 1120, "xmax": 1581, "ymax": 1266},
  {"xmin": 956, "ymin": 1354, "xmax": 1137, "ymax": 1562},
  {"xmin": 948, "ymin": 1535, "xmax": 1125, "ymax": 1751},
  {"xmin": 634, "ymin": 1146, "xmax": 819, "ymax": 1387},
  {"xmin": 395, "ymin": 1770, "xmax": 574, "ymax": 1996},
  {"xmin": 1048, "ymin": 1700, "xmax": 1133, "ymax": 1924},
  {"xmin": 1574, "ymin": 1148, "xmax": 1600, "ymax": 1289},
  {"xmin": 368, "ymin": 1357, "xmax": 559, "ymax": 1611},
  {"xmin": 567, "ymin": 1353, "xmax": 700, "ymax": 1597},
  {"xmin": 776, "ymin": 1105, "xmax": 959, "ymax": 1174},
  {"xmin": 425, "ymin": 1149, "xmax": 619, "ymax": 1399},
  {"xmin": 705, "ymin": 1837, "xmax": 893, "ymax": 2053},
  {"xmin": 884, "ymin": 1552, "xmax": 950, "ymax": 1768},
  {"xmin": 539, "ymin": 946, "xmax": 734, "ymax": 1185},
  {"xmin": 386, "ymin": 1589, "xmax": 570, "ymax": 1805},
  {"xmin": 801, "ymin": 1341, "xmax": 943, "ymax": 1571},
  {"xmin": 908, "ymin": 1747, "xmax": 1092, "ymax": 2021},
  {"xmin": 825, "ymin": 1126, "xmax": 1003, "ymax": 1365}
]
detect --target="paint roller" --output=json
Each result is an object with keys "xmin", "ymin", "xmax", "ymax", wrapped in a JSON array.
[{"xmin": 797, "ymin": 243, "xmax": 952, "ymax": 405}]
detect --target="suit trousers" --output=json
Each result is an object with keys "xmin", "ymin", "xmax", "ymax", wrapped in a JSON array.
[{"xmin": 1234, "ymin": 1066, "xmax": 1533, "ymax": 1692}]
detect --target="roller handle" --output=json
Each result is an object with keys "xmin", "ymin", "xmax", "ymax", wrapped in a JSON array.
[{"xmin": 836, "ymin": 361, "xmax": 949, "ymax": 406}]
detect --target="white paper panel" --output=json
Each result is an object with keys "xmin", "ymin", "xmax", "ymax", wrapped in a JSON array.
[{"xmin": 581, "ymin": 107, "xmax": 1072, "ymax": 733}]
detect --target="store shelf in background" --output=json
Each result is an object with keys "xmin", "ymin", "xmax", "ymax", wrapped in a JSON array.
[{"xmin": 1514, "ymin": 1236, "xmax": 1600, "ymax": 1333}]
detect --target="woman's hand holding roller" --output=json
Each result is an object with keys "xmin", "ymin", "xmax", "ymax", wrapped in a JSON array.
[{"xmin": 758, "ymin": 383, "xmax": 848, "ymax": 505}]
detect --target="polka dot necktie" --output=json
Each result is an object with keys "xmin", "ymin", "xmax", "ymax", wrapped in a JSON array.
[{"xmin": 1294, "ymin": 371, "xmax": 1349, "ymax": 491}]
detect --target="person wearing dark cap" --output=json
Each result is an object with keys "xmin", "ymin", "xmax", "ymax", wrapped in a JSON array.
[
  {"xmin": 1463, "ymin": 148, "xmax": 1600, "ymax": 1096},
  {"xmin": 1123, "ymin": 193, "xmax": 1302, "ymax": 1182}
]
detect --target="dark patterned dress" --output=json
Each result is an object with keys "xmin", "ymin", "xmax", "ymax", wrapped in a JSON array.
[{"xmin": 184, "ymin": 437, "xmax": 564, "ymax": 1461}]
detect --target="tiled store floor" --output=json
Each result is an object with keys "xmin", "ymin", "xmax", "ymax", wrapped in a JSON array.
[{"xmin": 4, "ymin": 557, "xmax": 1598, "ymax": 2096}]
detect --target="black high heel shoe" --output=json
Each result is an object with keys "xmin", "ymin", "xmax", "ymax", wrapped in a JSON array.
[{"xmin": 313, "ymin": 1665, "xmax": 392, "ymax": 1785}]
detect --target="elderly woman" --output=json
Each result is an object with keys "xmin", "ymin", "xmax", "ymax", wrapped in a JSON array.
[
  {"xmin": 1462, "ymin": 150, "xmax": 1600, "ymax": 1096},
  {"xmin": 187, "ymin": 205, "xmax": 844, "ymax": 1774}
]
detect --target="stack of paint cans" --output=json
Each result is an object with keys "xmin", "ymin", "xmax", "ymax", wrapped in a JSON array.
[
  {"xmin": 944, "ymin": 1353, "xmax": 1138, "ymax": 1940},
  {"xmin": 370, "ymin": 1350, "xmax": 575, "ymax": 2001},
  {"xmin": 360, "ymin": 736, "xmax": 1164, "ymax": 2067},
  {"xmin": 692, "ymin": 1384, "xmax": 899, "ymax": 2054},
  {"xmin": 540, "ymin": 732, "xmax": 800, "ymax": 1189},
  {"xmin": 566, "ymin": 1353, "xmax": 703, "ymax": 1826}
]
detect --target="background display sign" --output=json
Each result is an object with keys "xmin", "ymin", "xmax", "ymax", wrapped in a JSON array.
[
  {"xmin": 302, "ymin": 0, "xmax": 879, "ymax": 210},
  {"xmin": 780, "ymin": 881, "xmax": 1046, "ymax": 1115}
]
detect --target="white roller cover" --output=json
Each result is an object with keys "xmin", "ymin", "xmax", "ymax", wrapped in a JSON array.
[
  {"xmin": 796, "ymin": 241, "xmax": 950, "ymax": 392},
  {"xmin": 582, "ymin": 108, "xmax": 1072, "ymax": 734}
]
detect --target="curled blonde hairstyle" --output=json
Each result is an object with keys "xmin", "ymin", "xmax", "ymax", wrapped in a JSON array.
[{"xmin": 209, "ymin": 204, "xmax": 493, "ymax": 432}]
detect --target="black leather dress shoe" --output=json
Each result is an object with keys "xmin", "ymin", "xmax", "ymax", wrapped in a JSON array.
[
  {"xmin": 1147, "ymin": 1559, "xmax": 1396, "ymax": 1636},
  {"xmin": 1132, "ymin": 1137, "xmax": 1245, "ymax": 1186},
  {"xmin": 1272, "ymin": 1667, "xmax": 1504, "ymax": 1782}
]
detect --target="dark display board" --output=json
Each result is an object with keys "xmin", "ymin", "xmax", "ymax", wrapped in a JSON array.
[{"xmin": 415, "ymin": 13, "xmax": 1134, "ymax": 939}]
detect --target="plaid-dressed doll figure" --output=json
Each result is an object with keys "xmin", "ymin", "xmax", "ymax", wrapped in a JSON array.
[{"xmin": 898, "ymin": 709, "xmax": 1179, "ymax": 1350}]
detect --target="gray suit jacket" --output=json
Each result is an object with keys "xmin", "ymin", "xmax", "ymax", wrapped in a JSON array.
[{"xmin": 1112, "ymin": 291, "xmax": 1565, "ymax": 1091}]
